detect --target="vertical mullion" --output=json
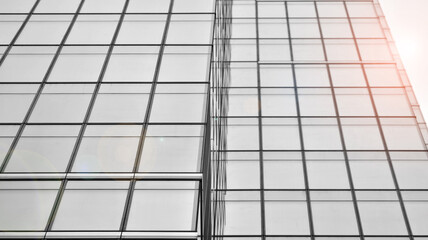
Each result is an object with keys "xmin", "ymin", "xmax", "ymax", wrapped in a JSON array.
[
  {"xmin": 314, "ymin": 1, "xmax": 365, "ymax": 239},
  {"xmin": 254, "ymin": 1, "xmax": 266, "ymax": 239},
  {"xmin": 119, "ymin": 0, "xmax": 175, "ymax": 234},
  {"xmin": 44, "ymin": 0, "xmax": 130, "ymax": 233},
  {"xmin": 284, "ymin": 2, "xmax": 315, "ymax": 240},
  {"xmin": 343, "ymin": 2, "xmax": 415, "ymax": 239},
  {"xmin": 0, "ymin": 0, "xmax": 40, "ymax": 67}
]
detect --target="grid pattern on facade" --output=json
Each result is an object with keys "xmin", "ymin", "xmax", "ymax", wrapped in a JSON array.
[
  {"xmin": 0, "ymin": 0, "xmax": 216, "ymax": 239},
  {"xmin": 215, "ymin": 0, "xmax": 428, "ymax": 239}
]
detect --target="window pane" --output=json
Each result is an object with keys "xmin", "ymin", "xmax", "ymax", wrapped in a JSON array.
[
  {"xmin": 116, "ymin": 15, "xmax": 166, "ymax": 44},
  {"xmin": 89, "ymin": 84, "xmax": 150, "ymax": 122},
  {"xmin": 263, "ymin": 118, "xmax": 300, "ymax": 150},
  {"xmin": 104, "ymin": 46, "xmax": 158, "ymax": 82},
  {"xmin": 0, "ymin": 181, "xmax": 60, "ymax": 230},
  {"xmin": 72, "ymin": 125, "xmax": 141, "ymax": 172},
  {"xmin": 231, "ymin": 39, "xmax": 257, "ymax": 61},
  {"xmin": 258, "ymin": 19, "xmax": 287, "ymax": 39},
  {"xmin": 341, "ymin": 118, "xmax": 384, "ymax": 150},
  {"xmin": 17, "ymin": 15, "xmax": 72, "ymax": 44},
  {"xmin": 365, "ymin": 64, "xmax": 402, "ymax": 87},
  {"xmin": 306, "ymin": 152, "xmax": 349, "ymax": 189},
  {"xmin": 287, "ymin": 2, "xmax": 316, "ymax": 18},
  {"xmin": 261, "ymin": 88, "xmax": 296, "ymax": 116},
  {"xmin": 391, "ymin": 152, "xmax": 428, "ymax": 189},
  {"xmin": 295, "ymin": 65, "xmax": 330, "ymax": 87},
  {"xmin": 0, "ymin": 46, "xmax": 56, "ymax": 82},
  {"xmin": 0, "ymin": 126, "xmax": 19, "ymax": 164},
  {"xmin": 230, "ymin": 63, "xmax": 258, "ymax": 87},
  {"xmin": 298, "ymin": 88, "xmax": 336, "ymax": 116},
  {"xmin": 259, "ymin": 40, "xmax": 290, "ymax": 62},
  {"xmin": 158, "ymin": 47, "xmax": 210, "ymax": 82},
  {"xmin": 52, "ymin": 181, "xmax": 129, "ymax": 230},
  {"xmin": 29, "ymin": 84, "xmax": 94, "ymax": 123},
  {"xmin": 372, "ymin": 88, "xmax": 412, "ymax": 116},
  {"xmin": 335, "ymin": 88, "xmax": 374, "ymax": 116},
  {"xmin": 127, "ymin": 0, "xmax": 170, "ymax": 13},
  {"xmin": 316, "ymin": 2, "xmax": 347, "ymax": 18},
  {"xmin": 258, "ymin": 2, "xmax": 286, "ymax": 18},
  {"xmin": 403, "ymin": 192, "xmax": 428, "ymax": 235},
  {"xmin": 358, "ymin": 39, "xmax": 392, "ymax": 61},
  {"xmin": 223, "ymin": 191, "xmax": 261, "ymax": 235},
  {"xmin": 325, "ymin": 39, "xmax": 359, "ymax": 61},
  {"xmin": 263, "ymin": 152, "xmax": 304, "ymax": 189},
  {"xmin": 48, "ymin": 46, "xmax": 108, "ymax": 82},
  {"xmin": 348, "ymin": 152, "xmax": 395, "ymax": 189},
  {"xmin": 292, "ymin": 39, "xmax": 324, "ymax": 61},
  {"xmin": 0, "ymin": 0, "xmax": 36, "ymax": 13},
  {"xmin": 173, "ymin": 0, "xmax": 214, "ymax": 13},
  {"xmin": 330, "ymin": 64, "xmax": 366, "ymax": 87},
  {"xmin": 357, "ymin": 191, "xmax": 408, "ymax": 235},
  {"xmin": 0, "ymin": 15, "xmax": 26, "ymax": 44},
  {"xmin": 35, "ymin": 0, "xmax": 80, "ymax": 13},
  {"xmin": 265, "ymin": 191, "xmax": 310, "ymax": 235},
  {"xmin": 229, "ymin": 88, "xmax": 258, "ymax": 116},
  {"xmin": 6, "ymin": 125, "xmax": 80, "ymax": 172},
  {"xmin": 232, "ymin": 19, "xmax": 256, "ymax": 38},
  {"xmin": 290, "ymin": 19, "xmax": 320, "ymax": 38},
  {"xmin": 320, "ymin": 19, "xmax": 352, "ymax": 38},
  {"xmin": 0, "ymin": 84, "xmax": 38, "ymax": 123},
  {"xmin": 227, "ymin": 118, "xmax": 259, "ymax": 151},
  {"xmin": 260, "ymin": 65, "xmax": 294, "ymax": 87},
  {"xmin": 149, "ymin": 84, "xmax": 207, "ymax": 123},
  {"xmin": 66, "ymin": 15, "xmax": 119, "ymax": 44},
  {"xmin": 139, "ymin": 125, "xmax": 203, "ymax": 172},
  {"xmin": 127, "ymin": 181, "xmax": 199, "ymax": 231},
  {"xmin": 351, "ymin": 19, "xmax": 384, "ymax": 38},
  {"xmin": 311, "ymin": 191, "xmax": 359, "ymax": 235},
  {"xmin": 346, "ymin": 2, "xmax": 377, "ymax": 18},
  {"xmin": 226, "ymin": 152, "xmax": 260, "ymax": 189},
  {"xmin": 81, "ymin": 0, "xmax": 125, "ymax": 13},
  {"xmin": 302, "ymin": 119, "xmax": 342, "ymax": 150},
  {"xmin": 381, "ymin": 118, "xmax": 425, "ymax": 150},
  {"xmin": 166, "ymin": 14, "xmax": 213, "ymax": 44}
]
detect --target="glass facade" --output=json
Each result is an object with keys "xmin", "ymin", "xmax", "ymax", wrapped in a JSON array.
[{"xmin": 0, "ymin": 0, "xmax": 427, "ymax": 239}]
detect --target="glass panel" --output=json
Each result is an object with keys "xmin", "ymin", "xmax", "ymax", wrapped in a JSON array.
[
  {"xmin": 306, "ymin": 152, "xmax": 349, "ymax": 189},
  {"xmin": 35, "ymin": 0, "xmax": 81, "ymax": 13},
  {"xmin": 6, "ymin": 125, "xmax": 80, "ymax": 172},
  {"xmin": 290, "ymin": 19, "xmax": 320, "ymax": 38},
  {"xmin": 232, "ymin": 19, "xmax": 256, "ymax": 39},
  {"xmin": 335, "ymin": 88, "xmax": 374, "ymax": 116},
  {"xmin": 260, "ymin": 65, "xmax": 294, "ymax": 87},
  {"xmin": 287, "ymin": 2, "xmax": 316, "ymax": 18},
  {"xmin": 298, "ymin": 88, "xmax": 336, "ymax": 116},
  {"xmin": 391, "ymin": 152, "xmax": 428, "ymax": 189},
  {"xmin": 352, "ymin": 19, "xmax": 384, "ymax": 38},
  {"xmin": 127, "ymin": 181, "xmax": 199, "ymax": 231},
  {"xmin": 263, "ymin": 152, "xmax": 304, "ymax": 189},
  {"xmin": 258, "ymin": 2, "xmax": 285, "ymax": 18},
  {"xmin": 104, "ymin": 46, "xmax": 158, "ymax": 82},
  {"xmin": 149, "ymin": 84, "xmax": 207, "ymax": 122},
  {"xmin": 261, "ymin": 88, "xmax": 296, "ymax": 116},
  {"xmin": 295, "ymin": 65, "xmax": 330, "ymax": 87},
  {"xmin": 29, "ymin": 84, "xmax": 94, "ymax": 123},
  {"xmin": 265, "ymin": 191, "xmax": 310, "ymax": 235},
  {"xmin": 325, "ymin": 39, "xmax": 359, "ymax": 61},
  {"xmin": 292, "ymin": 39, "xmax": 324, "ymax": 61},
  {"xmin": 226, "ymin": 118, "xmax": 259, "ymax": 150},
  {"xmin": 116, "ymin": 15, "xmax": 166, "ymax": 44},
  {"xmin": 341, "ymin": 118, "xmax": 384, "ymax": 150},
  {"xmin": 89, "ymin": 84, "xmax": 150, "ymax": 122},
  {"xmin": 158, "ymin": 47, "xmax": 210, "ymax": 82},
  {"xmin": 348, "ymin": 152, "xmax": 395, "ymax": 189},
  {"xmin": 173, "ymin": 0, "xmax": 214, "ymax": 13},
  {"xmin": 72, "ymin": 125, "xmax": 141, "ymax": 172},
  {"xmin": 258, "ymin": 19, "xmax": 287, "ymax": 39},
  {"xmin": 365, "ymin": 64, "xmax": 402, "ymax": 87},
  {"xmin": 127, "ymin": 0, "xmax": 170, "ymax": 13},
  {"xmin": 263, "ymin": 118, "xmax": 300, "ymax": 150},
  {"xmin": 48, "ymin": 46, "xmax": 108, "ymax": 82},
  {"xmin": 381, "ymin": 118, "xmax": 426, "ymax": 150},
  {"xmin": 302, "ymin": 119, "xmax": 342, "ymax": 150},
  {"xmin": 330, "ymin": 64, "xmax": 366, "ymax": 87},
  {"xmin": 223, "ymin": 191, "xmax": 261, "ymax": 235},
  {"xmin": 166, "ymin": 14, "xmax": 213, "ymax": 44},
  {"xmin": 357, "ymin": 191, "xmax": 408, "ymax": 235},
  {"xmin": 0, "ymin": 125, "xmax": 19, "ymax": 164},
  {"xmin": 66, "ymin": 15, "xmax": 119, "ymax": 44},
  {"xmin": 80, "ymin": 0, "xmax": 125, "ymax": 13},
  {"xmin": 373, "ymin": 88, "xmax": 413, "ymax": 116},
  {"xmin": 0, "ymin": 84, "xmax": 38, "ymax": 123},
  {"xmin": 230, "ymin": 63, "xmax": 258, "ymax": 87},
  {"xmin": 358, "ymin": 39, "xmax": 393, "ymax": 61},
  {"xmin": 17, "ymin": 15, "xmax": 72, "ymax": 44},
  {"xmin": 311, "ymin": 191, "xmax": 359, "ymax": 235},
  {"xmin": 0, "ymin": 0, "xmax": 36, "ymax": 13},
  {"xmin": 259, "ymin": 39, "xmax": 290, "ymax": 62},
  {"xmin": 320, "ymin": 19, "xmax": 352, "ymax": 38},
  {"xmin": 0, "ymin": 181, "xmax": 60, "ymax": 230},
  {"xmin": 226, "ymin": 152, "xmax": 260, "ymax": 189},
  {"xmin": 316, "ymin": 2, "xmax": 347, "ymax": 18},
  {"xmin": 0, "ymin": 46, "xmax": 57, "ymax": 82},
  {"xmin": 0, "ymin": 15, "xmax": 26, "ymax": 44},
  {"xmin": 139, "ymin": 125, "xmax": 203, "ymax": 172},
  {"xmin": 346, "ymin": 2, "xmax": 377, "ymax": 18},
  {"xmin": 52, "ymin": 181, "xmax": 129, "ymax": 230},
  {"xmin": 231, "ymin": 39, "xmax": 257, "ymax": 61},
  {"xmin": 402, "ymin": 192, "xmax": 428, "ymax": 235},
  {"xmin": 229, "ymin": 88, "xmax": 258, "ymax": 116}
]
